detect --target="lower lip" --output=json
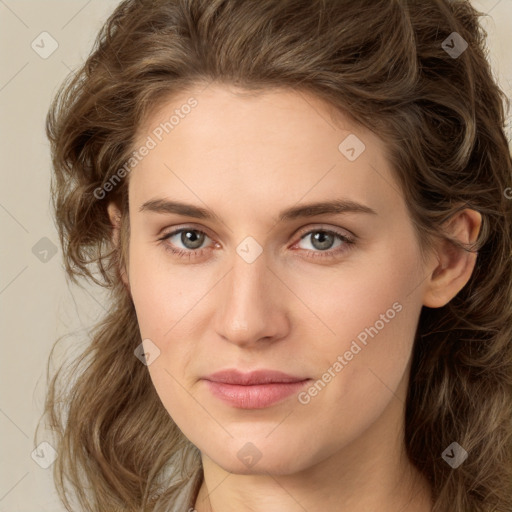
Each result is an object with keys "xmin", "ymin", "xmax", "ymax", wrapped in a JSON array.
[{"xmin": 203, "ymin": 380, "xmax": 311, "ymax": 409}]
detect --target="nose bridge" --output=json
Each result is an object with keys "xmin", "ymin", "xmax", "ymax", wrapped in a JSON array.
[{"xmin": 214, "ymin": 243, "xmax": 287, "ymax": 346}]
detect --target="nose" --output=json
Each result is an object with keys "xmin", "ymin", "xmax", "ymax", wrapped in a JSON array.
[{"xmin": 213, "ymin": 249, "xmax": 290, "ymax": 349}]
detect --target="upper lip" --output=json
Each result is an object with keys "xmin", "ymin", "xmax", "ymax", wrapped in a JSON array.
[{"xmin": 203, "ymin": 369, "xmax": 309, "ymax": 385}]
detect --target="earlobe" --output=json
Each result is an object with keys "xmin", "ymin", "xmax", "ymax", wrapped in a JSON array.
[{"xmin": 422, "ymin": 209, "xmax": 482, "ymax": 308}]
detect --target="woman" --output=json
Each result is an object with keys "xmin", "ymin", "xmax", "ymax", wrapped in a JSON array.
[{"xmin": 41, "ymin": 0, "xmax": 512, "ymax": 511}]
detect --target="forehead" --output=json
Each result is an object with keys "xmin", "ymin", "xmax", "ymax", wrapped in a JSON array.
[{"xmin": 129, "ymin": 83, "xmax": 403, "ymax": 221}]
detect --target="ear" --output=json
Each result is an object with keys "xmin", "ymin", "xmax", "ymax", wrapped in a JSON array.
[
  {"xmin": 107, "ymin": 201, "xmax": 130, "ymax": 290},
  {"xmin": 422, "ymin": 208, "xmax": 482, "ymax": 308}
]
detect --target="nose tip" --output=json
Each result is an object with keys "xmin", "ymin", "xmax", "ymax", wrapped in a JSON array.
[
  {"xmin": 213, "ymin": 257, "xmax": 290, "ymax": 348},
  {"xmin": 230, "ymin": 319, "xmax": 249, "ymax": 333},
  {"xmin": 218, "ymin": 303, "xmax": 279, "ymax": 347}
]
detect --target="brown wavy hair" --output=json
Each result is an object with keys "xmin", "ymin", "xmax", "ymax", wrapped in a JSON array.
[{"xmin": 40, "ymin": 0, "xmax": 512, "ymax": 510}]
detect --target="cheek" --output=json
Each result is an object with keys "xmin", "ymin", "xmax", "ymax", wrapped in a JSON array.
[
  {"xmin": 293, "ymin": 240, "xmax": 422, "ymax": 412},
  {"xmin": 127, "ymin": 246, "xmax": 199, "ymax": 425},
  {"xmin": 127, "ymin": 240, "xmax": 208, "ymax": 390},
  {"xmin": 128, "ymin": 237, "xmax": 196, "ymax": 338},
  {"xmin": 292, "ymin": 234, "xmax": 422, "ymax": 352}
]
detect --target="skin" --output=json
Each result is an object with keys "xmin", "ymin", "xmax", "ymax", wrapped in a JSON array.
[{"xmin": 108, "ymin": 83, "xmax": 481, "ymax": 512}]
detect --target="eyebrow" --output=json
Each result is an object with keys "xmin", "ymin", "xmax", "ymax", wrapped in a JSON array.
[{"xmin": 139, "ymin": 198, "xmax": 377, "ymax": 222}]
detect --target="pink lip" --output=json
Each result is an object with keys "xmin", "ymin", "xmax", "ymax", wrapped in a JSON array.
[{"xmin": 202, "ymin": 369, "xmax": 311, "ymax": 409}]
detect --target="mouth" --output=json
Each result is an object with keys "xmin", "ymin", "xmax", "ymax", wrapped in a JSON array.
[{"xmin": 202, "ymin": 369, "xmax": 312, "ymax": 409}]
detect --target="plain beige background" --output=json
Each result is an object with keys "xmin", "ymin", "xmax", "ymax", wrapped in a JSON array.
[{"xmin": 0, "ymin": 1, "xmax": 510, "ymax": 510}]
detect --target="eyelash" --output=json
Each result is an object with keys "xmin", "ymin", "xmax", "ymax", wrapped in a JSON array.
[{"xmin": 157, "ymin": 226, "xmax": 356, "ymax": 261}]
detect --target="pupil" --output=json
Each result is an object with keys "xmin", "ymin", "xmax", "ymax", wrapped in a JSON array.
[{"xmin": 182, "ymin": 230, "xmax": 204, "ymax": 249}]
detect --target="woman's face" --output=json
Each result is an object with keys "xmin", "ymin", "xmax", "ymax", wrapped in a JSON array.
[{"xmin": 121, "ymin": 83, "xmax": 435, "ymax": 475}]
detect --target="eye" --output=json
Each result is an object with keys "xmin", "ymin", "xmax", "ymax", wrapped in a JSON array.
[
  {"xmin": 158, "ymin": 227, "xmax": 215, "ymax": 259},
  {"xmin": 293, "ymin": 228, "xmax": 355, "ymax": 259},
  {"xmin": 158, "ymin": 226, "xmax": 355, "ymax": 261}
]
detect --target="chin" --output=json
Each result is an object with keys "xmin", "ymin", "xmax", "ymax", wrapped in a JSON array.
[{"xmin": 200, "ymin": 435, "xmax": 322, "ymax": 476}]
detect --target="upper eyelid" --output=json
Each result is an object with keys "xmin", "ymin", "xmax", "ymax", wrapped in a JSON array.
[
  {"xmin": 159, "ymin": 224, "xmax": 214, "ymax": 241},
  {"xmin": 295, "ymin": 225, "xmax": 355, "ymax": 240}
]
